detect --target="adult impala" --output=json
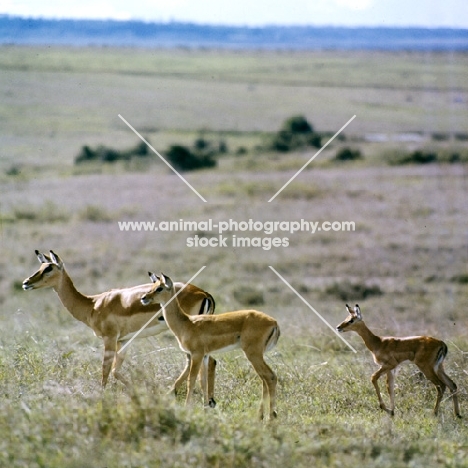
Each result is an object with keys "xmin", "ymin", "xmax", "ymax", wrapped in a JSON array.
[
  {"xmin": 22, "ymin": 250, "xmax": 217, "ymax": 405},
  {"xmin": 141, "ymin": 272, "xmax": 280, "ymax": 420},
  {"xmin": 336, "ymin": 304, "xmax": 461, "ymax": 418}
]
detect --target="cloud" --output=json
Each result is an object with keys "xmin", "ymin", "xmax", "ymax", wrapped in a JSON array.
[
  {"xmin": 334, "ymin": 0, "xmax": 374, "ymax": 10},
  {"xmin": 1, "ymin": 0, "xmax": 134, "ymax": 20}
]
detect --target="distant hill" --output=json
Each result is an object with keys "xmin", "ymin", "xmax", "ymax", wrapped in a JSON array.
[{"xmin": 1, "ymin": 15, "xmax": 468, "ymax": 50}]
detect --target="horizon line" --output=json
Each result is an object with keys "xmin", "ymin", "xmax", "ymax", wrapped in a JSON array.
[{"xmin": 1, "ymin": 14, "xmax": 468, "ymax": 31}]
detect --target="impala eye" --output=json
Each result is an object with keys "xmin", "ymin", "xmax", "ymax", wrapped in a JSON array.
[
  {"xmin": 43, "ymin": 265, "xmax": 53, "ymax": 274},
  {"xmin": 155, "ymin": 287, "xmax": 163, "ymax": 293}
]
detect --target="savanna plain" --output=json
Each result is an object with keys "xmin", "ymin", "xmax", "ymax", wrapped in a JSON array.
[{"xmin": 1, "ymin": 46, "xmax": 468, "ymax": 467}]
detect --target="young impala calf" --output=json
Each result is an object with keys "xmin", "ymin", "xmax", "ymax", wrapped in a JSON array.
[
  {"xmin": 141, "ymin": 272, "xmax": 280, "ymax": 420},
  {"xmin": 22, "ymin": 250, "xmax": 216, "ymax": 406},
  {"xmin": 336, "ymin": 304, "xmax": 461, "ymax": 418}
]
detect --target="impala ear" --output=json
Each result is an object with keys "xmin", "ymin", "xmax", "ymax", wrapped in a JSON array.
[
  {"xmin": 148, "ymin": 272, "xmax": 159, "ymax": 283},
  {"xmin": 160, "ymin": 273, "xmax": 173, "ymax": 289},
  {"xmin": 35, "ymin": 250, "xmax": 49, "ymax": 264},
  {"xmin": 49, "ymin": 250, "xmax": 63, "ymax": 269},
  {"xmin": 354, "ymin": 304, "xmax": 362, "ymax": 319},
  {"xmin": 345, "ymin": 303, "xmax": 354, "ymax": 315}
]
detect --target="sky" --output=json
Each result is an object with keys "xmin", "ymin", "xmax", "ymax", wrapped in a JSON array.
[{"xmin": 1, "ymin": 0, "xmax": 468, "ymax": 28}]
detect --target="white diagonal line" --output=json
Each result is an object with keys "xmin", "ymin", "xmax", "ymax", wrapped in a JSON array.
[
  {"xmin": 268, "ymin": 266, "xmax": 357, "ymax": 353},
  {"xmin": 268, "ymin": 115, "xmax": 356, "ymax": 202},
  {"xmin": 118, "ymin": 114, "xmax": 207, "ymax": 203},
  {"xmin": 118, "ymin": 265, "xmax": 207, "ymax": 354}
]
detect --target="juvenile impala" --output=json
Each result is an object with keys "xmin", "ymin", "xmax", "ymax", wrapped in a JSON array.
[
  {"xmin": 22, "ymin": 250, "xmax": 217, "ymax": 405},
  {"xmin": 141, "ymin": 272, "xmax": 280, "ymax": 420},
  {"xmin": 336, "ymin": 304, "xmax": 461, "ymax": 418}
]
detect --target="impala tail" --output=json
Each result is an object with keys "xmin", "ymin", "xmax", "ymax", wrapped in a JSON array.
[
  {"xmin": 200, "ymin": 295, "xmax": 216, "ymax": 315},
  {"xmin": 435, "ymin": 342, "xmax": 448, "ymax": 368},
  {"xmin": 265, "ymin": 325, "xmax": 281, "ymax": 353}
]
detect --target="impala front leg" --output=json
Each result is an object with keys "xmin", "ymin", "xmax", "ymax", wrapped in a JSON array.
[
  {"xmin": 171, "ymin": 353, "xmax": 191, "ymax": 397},
  {"xmin": 200, "ymin": 355, "xmax": 217, "ymax": 408},
  {"xmin": 207, "ymin": 356, "xmax": 217, "ymax": 408},
  {"xmin": 186, "ymin": 353, "xmax": 204, "ymax": 406},
  {"xmin": 102, "ymin": 337, "xmax": 118, "ymax": 388},
  {"xmin": 371, "ymin": 367, "xmax": 394, "ymax": 415},
  {"xmin": 386, "ymin": 370, "xmax": 395, "ymax": 415}
]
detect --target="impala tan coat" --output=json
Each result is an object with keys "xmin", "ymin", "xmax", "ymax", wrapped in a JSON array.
[
  {"xmin": 22, "ymin": 250, "xmax": 216, "ymax": 403},
  {"xmin": 141, "ymin": 272, "xmax": 280, "ymax": 420},
  {"xmin": 337, "ymin": 304, "xmax": 461, "ymax": 418}
]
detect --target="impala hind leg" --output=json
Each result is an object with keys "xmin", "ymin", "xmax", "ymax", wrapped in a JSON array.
[
  {"xmin": 386, "ymin": 370, "xmax": 396, "ymax": 415},
  {"xmin": 437, "ymin": 364, "xmax": 461, "ymax": 418},
  {"xmin": 200, "ymin": 355, "xmax": 217, "ymax": 408},
  {"xmin": 245, "ymin": 351, "xmax": 278, "ymax": 420},
  {"xmin": 112, "ymin": 341, "xmax": 132, "ymax": 389},
  {"xmin": 420, "ymin": 367, "xmax": 446, "ymax": 416}
]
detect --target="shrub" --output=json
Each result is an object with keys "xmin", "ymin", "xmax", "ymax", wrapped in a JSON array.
[
  {"xmin": 408, "ymin": 150, "xmax": 437, "ymax": 164},
  {"xmin": 437, "ymin": 148, "xmax": 468, "ymax": 163},
  {"xmin": 75, "ymin": 141, "xmax": 150, "ymax": 164},
  {"xmin": 269, "ymin": 115, "xmax": 322, "ymax": 152},
  {"xmin": 431, "ymin": 132, "xmax": 450, "ymax": 141},
  {"xmin": 270, "ymin": 130, "xmax": 295, "ymax": 152},
  {"xmin": 282, "ymin": 115, "xmax": 314, "ymax": 134},
  {"xmin": 75, "ymin": 145, "xmax": 96, "ymax": 163},
  {"xmin": 334, "ymin": 147, "xmax": 363, "ymax": 161},
  {"xmin": 451, "ymin": 274, "xmax": 468, "ymax": 284},
  {"xmin": 454, "ymin": 132, "xmax": 468, "ymax": 141},
  {"xmin": 166, "ymin": 145, "xmax": 216, "ymax": 172},
  {"xmin": 323, "ymin": 280, "xmax": 383, "ymax": 301},
  {"xmin": 233, "ymin": 286, "xmax": 264, "ymax": 306},
  {"xmin": 78, "ymin": 205, "xmax": 114, "ymax": 222},
  {"xmin": 5, "ymin": 165, "xmax": 22, "ymax": 176},
  {"xmin": 387, "ymin": 149, "xmax": 438, "ymax": 165},
  {"xmin": 13, "ymin": 201, "xmax": 70, "ymax": 223}
]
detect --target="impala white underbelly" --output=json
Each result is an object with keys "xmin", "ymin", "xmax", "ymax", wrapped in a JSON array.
[
  {"xmin": 210, "ymin": 342, "xmax": 242, "ymax": 355},
  {"xmin": 119, "ymin": 323, "xmax": 168, "ymax": 342}
]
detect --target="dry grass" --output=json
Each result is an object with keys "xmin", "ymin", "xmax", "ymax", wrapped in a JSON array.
[{"xmin": 1, "ymin": 46, "xmax": 468, "ymax": 467}]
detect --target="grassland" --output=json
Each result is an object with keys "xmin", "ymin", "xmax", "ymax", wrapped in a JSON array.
[{"xmin": 0, "ymin": 46, "xmax": 468, "ymax": 467}]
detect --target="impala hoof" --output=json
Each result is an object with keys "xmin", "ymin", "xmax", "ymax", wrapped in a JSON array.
[
  {"xmin": 208, "ymin": 398, "xmax": 216, "ymax": 408},
  {"xmin": 380, "ymin": 405, "xmax": 394, "ymax": 416}
]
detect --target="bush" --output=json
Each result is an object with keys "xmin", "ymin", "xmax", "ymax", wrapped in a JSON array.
[
  {"xmin": 269, "ymin": 115, "xmax": 322, "ymax": 152},
  {"xmin": 335, "ymin": 147, "xmax": 363, "ymax": 161},
  {"xmin": 233, "ymin": 286, "xmax": 264, "ymax": 306},
  {"xmin": 431, "ymin": 132, "xmax": 450, "ymax": 141},
  {"xmin": 407, "ymin": 150, "xmax": 437, "ymax": 164},
  {"xmin": 386, "ymin": 149, "xmax": 442, "ymax": 165},
  {"xmin": 75, "ymin": 141, "xmax": 150, "ymax": 164},
  {"xmin": 323, "ymin": 281, "xmax": 383, "ymax": 301},
  {"xmin": 455, "ymin": 132, "xmax": 468, "ymax": 141},
  {"xmin": 78, "ymin": 205, "xmax": 114, "ymax": 222},
  {"xmin": 166, "ymin": 145, "xmax": 216, "ymax": 172},
  {"xmin": 282, "ymin": 115, "xmax": 314, "ymax": 134}
]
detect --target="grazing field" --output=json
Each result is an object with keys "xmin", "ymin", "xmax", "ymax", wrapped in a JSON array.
[{"xmin": 0, "ymin": 46, "xmax": 468, "ymax": 467}]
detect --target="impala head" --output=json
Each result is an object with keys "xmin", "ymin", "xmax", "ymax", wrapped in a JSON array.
[
  {"xmin": 336, "ymin": 304, "xmax": 363, "ymax": 333},
  {"xmin": 140, "ymin": 272, "xmax": 173, "ymax": 306},
  {"xmin": 22, "ymin": 250, "xmax": 64, "ymax": 291}
]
